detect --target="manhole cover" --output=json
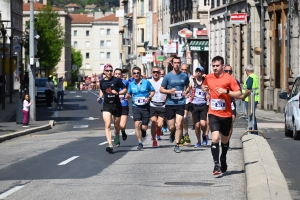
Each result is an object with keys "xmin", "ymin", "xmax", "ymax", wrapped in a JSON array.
[{"xmin": 165, "ymin": 182, "xmax": 214, "ymax": 186}]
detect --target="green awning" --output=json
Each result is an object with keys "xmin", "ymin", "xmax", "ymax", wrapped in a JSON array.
[
  {"xmin": 181, "ymin": 42, "xmax": 188, "ymax": 52},
  {"xmin": 189, "ymin": 40, "xmax": 209, "ymax": 52}
]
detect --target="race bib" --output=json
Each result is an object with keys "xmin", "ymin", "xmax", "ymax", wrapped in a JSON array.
[
  {"xmin": 135, "ymin": 97, "xmax": 146, "ymax": 105},
  {"xmin": 231, "ymin": 102, "xmax": 235, "ymax": 110},
  {"xmin": 211, "ymin": 99, "xmax": 226, "ymax": 110},
  {"xmin": 195, "ymin": 88, "xmax": 205, "ymax": 98},
  {"xmin": 119, "ymin": 94, "xmax": 125, "ymax": 103},
  {"xmin": 171, "ymin": 91, "xmax": 183, "ymax": 100}
]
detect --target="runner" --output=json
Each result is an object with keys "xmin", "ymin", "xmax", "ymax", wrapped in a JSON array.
[
  {"xmin": 149, "ymin": 66, "xmax": 166, "ymax": 147},
  {"xmin": 160, "ymin": 56, "xmax": 190, "ymax": 153},
  {"xmin": 113, "ymin": 68, "xmax": 130, "ymax": 145},
  {"xmin": 202, "ymin": 56, "xmax": 241, "ymax": 175},
  {"xmin": 98, "ymin": 64, "xmax": 127, "ymax": 154},
  {"xmin": 180, "ymin": 63, "xmax": 192, "ymax": 146},
  {"xmin": 190, "ymin": 66, "xmax": 208, "ymax": 147},
  {"xmin": 159, "ymin": 69, "xmax": 168, "ymax": 134},
  {"xmin": 224, "ymin": 65, "xmax": 241, "ymax": 150},
  {"xmin": 127, "ymin": 66, "xmax": 155, "ymax": 150}
]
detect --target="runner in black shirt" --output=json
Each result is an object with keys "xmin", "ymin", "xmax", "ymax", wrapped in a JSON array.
[{"xmin": 98, "ymin": 64, "xmax": 127, "ymax": 154}]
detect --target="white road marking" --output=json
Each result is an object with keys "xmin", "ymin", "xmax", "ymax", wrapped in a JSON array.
[
  {"xmin": 54, "ymin": 111, "xmax": 58, "ymax": 118},
  {"xmin": 58, "ymin": 156, "xmax": 79, "ymax": 165},
  {"xmin": 84, "ymin": 117, "xmax": 99, "ymax": 120},
  {"xmin": 128, "ymin": 131, "xmax": 135, "ymax": 135},
  {"xmin": 0, "ymin": 185, "xmax": 25, "ymax": 199},
  {"xmin": 130, "ymin": 115, "xmax": 133, "ymax": 119},
  {"xmin": 73, "ymin": 125, "xmax": 89, "ymax": 128},
  {"xmin": 70, "ymin": 91, "xmax": 76, "ymax": 93},
  {"xmin": 99, "ymin": 140, "xmax": 114, "ymax": 145},
  {"xmin": 74, "ymin": 95, "xmax": 82, "ymax": 97}
]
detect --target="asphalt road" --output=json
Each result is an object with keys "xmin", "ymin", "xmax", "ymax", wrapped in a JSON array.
[
  {"xmin": 0, "ymin": 90, "xmax": 246, "ymax": 199},
  {"xmin": 264, "ymin": 131, "xmax": 300, "ymax": 200}
]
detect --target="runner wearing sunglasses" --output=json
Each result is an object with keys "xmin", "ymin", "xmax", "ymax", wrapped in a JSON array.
[{"xmin": 98, "ymin": 64, "xmax": 127, "ymax": 154}]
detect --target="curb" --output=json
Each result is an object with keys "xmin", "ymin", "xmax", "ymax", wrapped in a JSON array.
[
  {"xmin": 0, "ymin": 120, "xmax": 55, "ymax": 143},
  {"xmin": 242, "ymin": 134, "xmax": 292, "ymax": 200}
]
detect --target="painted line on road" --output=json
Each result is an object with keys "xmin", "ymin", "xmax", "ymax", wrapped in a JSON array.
[
  {"xmin": 82, "ymin": 91, "xmax": 88, "ymax": 93},
  {"xmin": 0, "ymin": 185, "xmax": 25, "ymax": 199},
  {"xmin": 98, "ymin": 132, "xmax": 135, "ymax": 146},
  {"xmin": 73, "ymin": 125, "xmax": 89, "ymax": 128},
  {"xmin": 70, "ymin": 91, "xmax": 76, "ymax": 93},
  {"xmin": 58, "ymin": 156, "xmax": 79, "ymax": 165}
]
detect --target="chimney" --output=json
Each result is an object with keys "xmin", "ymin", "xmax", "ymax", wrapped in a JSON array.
[{"xmin": 43, "ymin": 0, "xmax": 47, "ymax": 5}]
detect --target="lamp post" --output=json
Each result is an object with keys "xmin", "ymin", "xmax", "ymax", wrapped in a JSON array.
[{"xmin": 9, "ymin": 28, "xmax": 15, "ymax": 103}]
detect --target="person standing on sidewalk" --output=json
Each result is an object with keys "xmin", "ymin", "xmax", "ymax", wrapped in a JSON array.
[
  {"xmin": 126, "ymin": 66, "xmax": 155, "ymax": 150},
  {"xmin": 202, "ymin": 56, "xmax": 241, "ymax": 175},
  {"xmin": 45, "ymin": 77, "xmax": 55, "ymax": 109},
  {"xmin": 160, "ymin": 57, "xmax": 190, "ymax": 153},
  {"xmin": 149, "ymin": 66, "xmax": 166, "ymax": 147},
  {"xmin": 57, "ymin": 77, "xmax": 65, "ymax": 109},
  {"xmin": 113, "ymin": 68, "xmax": 129, "ymax": 143},
  {"xmin": 190, "ymin": 66, "xmax": 208, "ymax": 147},
  {"xmin": 22, "ymin": 94, "xmax": 33, "ymax": 127},
  {"xmin": 98, "ymin": 64, "xmax": 127, "ymax": 154},
  {"xmin": 241, "ymin": 64, "xmax": 260, "ymax": 134}
]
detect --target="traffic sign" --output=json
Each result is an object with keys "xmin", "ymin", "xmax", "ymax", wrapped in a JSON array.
[{"xmin": 13, "ymin": 45, "xmax": 22, "ymax": 52}]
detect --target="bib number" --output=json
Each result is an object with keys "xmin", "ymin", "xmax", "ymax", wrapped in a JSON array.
[
  {"xmin": 211, "ymin": 99, "xmax": 226, "ymax": 110},
  {"xmin": 135, "ymin": 97, "xmax": 146, "ymax": 105},
  {"xmin": 119, "ymin": 95, "xmax": 125, "ymax": 103},
  {"xmin": 195, "ymin": 88, "xmax": 205, "ymax": 98},
  {"xmin": 171, "ymin": 91, "xmax": 183, "ymax": 100}
]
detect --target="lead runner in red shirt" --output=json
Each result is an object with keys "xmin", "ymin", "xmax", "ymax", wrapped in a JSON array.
[{"xmin": 202, "ymin": 56, "xmax": 242, "ymax": 175}]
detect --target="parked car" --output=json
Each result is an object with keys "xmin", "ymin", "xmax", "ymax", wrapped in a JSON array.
[
  {"xmin": 279, "ymin": 74, "xmax": 300, "ymax": 140},
  {"xmin": 35, "ymin": 78, "xmax": 48, "ymax": 100}
]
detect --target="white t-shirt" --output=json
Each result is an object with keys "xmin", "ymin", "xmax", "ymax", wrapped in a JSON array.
[
  {"xmin": 149, "ymin": 77, "xmax": 165, "ymax": 107},
  {"xmin": 57, "ymin": 79, "xmax": 65, "ymax": 92}
]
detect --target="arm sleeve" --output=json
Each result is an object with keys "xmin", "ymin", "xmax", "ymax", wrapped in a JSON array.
[{"xmin": 246, "ymin": 77, "xmax": 253, "ymax": 89}]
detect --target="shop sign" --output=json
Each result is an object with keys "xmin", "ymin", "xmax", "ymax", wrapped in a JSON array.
[
  {"xmin": 190, "ymin": 46, "xmax": 209, "ymax": 51},
  {"xmin": 196, "ymin": 30, "xmax": 208, "ymax": 36},
  {"xmin": 163, "ymin": 40, "xmax": 176, "ymax": 53},
  {"xmin": 156, "ymin": 55, "xmax": 164, "ymax": 61},
  {"xmin": 230, "ymin": 13, "xmax": 247, "ymax": 24},
  {"xmin": 186, "ymin": 49, "xmax": 192, "ymax": 65},
  {"xmin": 178, "ymin": 28, "xmax": 193, "ymax": 38},
  {"xmin": 141, "ymin": 56, "xmax": 147, "ymax": 64}
]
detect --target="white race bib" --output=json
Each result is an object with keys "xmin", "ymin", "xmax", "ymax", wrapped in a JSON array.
[
  {"xmin": 231, "ymin": 102, "xmax": 235, "ymax": 110},
  {"xmin": 119, "ymin": 95, "xmax": 125, "ymax": 103},
  {"xmin": 171, "ymin": 91, "xmax": 183, "ymax": 100},
  {"xmin": 195, "ymin": 88, "xmax": 206, "ymax": 98},
  {"xmin": 211, "ymin": 99, "xmax": 226, "ymax": 110},
  {"xmin": 135, "ymin": 97, "xmax": 146, "ymax": 105}
]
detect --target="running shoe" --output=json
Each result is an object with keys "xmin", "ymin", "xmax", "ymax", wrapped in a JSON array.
[
  {"xmin": 152, "ymin": 141, "xmax": 158, "ymax": 148},
  {"xmin": 220, "ymin": 157, "xmax": 228, "ymax": 173},
  {"xmin": 114, "ymin": 135, "xmax": 120, "ymax": 147},
  {"xmin": 137, "ymin": 143, "xmax": 143, "ymax": 150},
  {"xmin": 161, "ymin": 127, "xmax": 167, "ymax": 133},
  {"xmin": 156, "ymin": 135, "xmax": 162, "ymax": 140},
  {"xmin": 141, "ymin": 129, "xmax": 147, "ymax": 138},
  {"xmin": 121, "ymin": 131, "xmax": 127, "ymax": 141},
  {"xmin": 179, "ymin": 136, "xmax": 185, "ymax": 146},
  {"xmin": 184, "ymin": 134, "xmax": 191, "ymax": 145},
  {"xmin": 194, "ymin": 142, "xmax": 201, "ymax": 148},
  {"xmin": 213, "ymin": 165, "xmax": 221, "ymax": 175},
  {"xmin": 202, "ymin": 136, "xmax": 208, "ymax": 146},
  {"xmin": 174, "ymin": 145, "xmax": 181, "ymax": 153},
  {"xmin": 169, "ymin": 132, "xmax": 175, "ymax": 143},
  {"xmin": 106, "ymin": 146, "xmax": 114, "ymax": 154}
]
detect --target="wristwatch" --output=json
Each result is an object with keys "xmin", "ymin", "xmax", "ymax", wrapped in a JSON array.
[{"xmin": 226, "ymin": 89, "xmax": 230, "ymax": 94}]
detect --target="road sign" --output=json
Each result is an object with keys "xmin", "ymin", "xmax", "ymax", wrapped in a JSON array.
[{"xmin": 13, "ymin": 45, "xmax": 22, "ymax": 52}]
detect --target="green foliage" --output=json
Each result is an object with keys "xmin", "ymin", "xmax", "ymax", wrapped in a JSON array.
[{"xmin": 71, "ymin": 47, "xmax": 83, "ymax": 82}]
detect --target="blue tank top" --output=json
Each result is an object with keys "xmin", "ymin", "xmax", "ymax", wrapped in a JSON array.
[
  {"xmin": 191, "ymin": 78, "xmax": 207, "ymax": 105},
  {"xmin": 120, "ymin": 79, "xmax": 129, "ymax": 106}
]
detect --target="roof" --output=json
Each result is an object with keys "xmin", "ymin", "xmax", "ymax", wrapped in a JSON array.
[
  {"xmin": 94, "ymin": 14, "xmax": 118, "ymax": 22},
  {"xmin": 65, "ymin": 3, "xmax": 80, "ymax": 8},
  {"xmin": 70, "ymin": 14, "xmax": 94, "ymax": 24},
  {"xmin": 85, "ymin": 4, "xmax": 97, "ymax": 9},
  {"xmin": 23, "ymin": 2, "xmax": 63, "ymax": 11}
]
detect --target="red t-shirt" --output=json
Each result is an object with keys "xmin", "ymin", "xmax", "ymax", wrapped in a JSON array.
[{"xmin": 203, "ymin": 72, "xmax": 240, "ymax": 118}]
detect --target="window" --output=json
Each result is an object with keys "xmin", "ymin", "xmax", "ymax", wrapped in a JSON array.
[
  {"xmin": 85, "ymin": 63, "xmax": 90, "ymax": 69},
  {"xmin": 86, "ymin": 53, "xmax": 90, "ymax": 59},
  {"xmin": 86, "ymin": 41, "xmax": 90, "ymax": 48},
  {"xmin": 86, "ymin": 30, "xmax": 90, "ymax": 36},
  {"xmin": 73, "ymin": 41, "xmax": 78, "ymax": 48},
  {"xmin": 107, "ymin": 52, "xmax": 111, "ymax": 59},
  {"xmin": 100, "ymin": 28, "xmax": 105, "ymax": 35},
  {"xmin": 140, "ymin": 28, "xmax": 144, "ymax": 43},
  {"xmin": 100, "ymin": 52, "xmax": 105, "ymax": 59},
  {"xmin": 107, "ymin": 29, "xmax": 111, "ymax": 35},
  {"xmin": 140, "ymin": 0, "xmax": 144, "ymax": 15},
  {"xmin": 100, "ymin": 40, "xmax": 104, "ymax": 48},
  {"xmin": 74, "ymin": 30, "xmax": 77, "ymax": 36},
  {"xmin": 100, "ymin": 64, "xmax": 104, "ymax": 69},
  {"xmin": 107, "ymin": 40, "xmax": 111, "ymax": 48}
]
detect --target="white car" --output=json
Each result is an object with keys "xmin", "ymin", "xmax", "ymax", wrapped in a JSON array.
[{"xmin": 280, "ymin": 75, "xmax": 300, "ymax": 140}]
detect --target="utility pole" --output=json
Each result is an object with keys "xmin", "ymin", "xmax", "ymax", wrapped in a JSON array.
[{"xmin": 29, "ymin": 0, "xmax": 36, "ymax": 121}]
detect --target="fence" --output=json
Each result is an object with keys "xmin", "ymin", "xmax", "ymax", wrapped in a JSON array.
[{"xmin": 235, "ymin": 99, "xmax": 247, "ymax": 119}]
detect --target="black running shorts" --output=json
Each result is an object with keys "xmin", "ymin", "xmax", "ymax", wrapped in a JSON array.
[
  {"xmin": 208, "ymin": 114, "xmax": 232, "ymax": 136},
  {"xmin": 132, "ymin": 106, "xmax": 150, "ymax": 125},
  {"xmin": 185, "ymin": 103, "xmax": 193, "ymax": 112},
  {"xmin": 102, "ymin": 102, "xmax": 122, "ymax": 117},
  {"xmin": 165, "ymin": 105, "xmax": 185, "ymax": 120},
  {"xmin": 121, "ymin": 106, "xmax": 129, "ymax": 116},
  {"xmin": 192, "ymin": 104, "xmax": 208, "ymax": 122},
  {"xmin": 150, "ymin": 106, "xmax": 165, "ymax": 118}
]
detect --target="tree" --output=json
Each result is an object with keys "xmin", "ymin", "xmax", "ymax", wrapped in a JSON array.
[
  {"xmin": 33, "ymin": 4, "xmax": 65, "ymax": 71},
  {"xmin": 71, "ymin": 47, "xmax": 83, "ymax": 82}
]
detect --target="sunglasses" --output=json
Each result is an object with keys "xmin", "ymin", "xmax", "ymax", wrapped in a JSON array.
[
  {"xmin": 195, "ymin": 69, "xmax": 202, "ymax": 73},
  {"xmin": 152, "ymin": 71, "xmax": 160, "ymax": 74},
  {"xmin": 133, "ymin": 72, "xmax": 140, "ymax": 75},
  {"xmin": 224, "ymin": 70, "xmax": 232, "ymax": 73},
  {"xmin": 105, "ymin": 70, "xmax": 113, "ymax": 72}
]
